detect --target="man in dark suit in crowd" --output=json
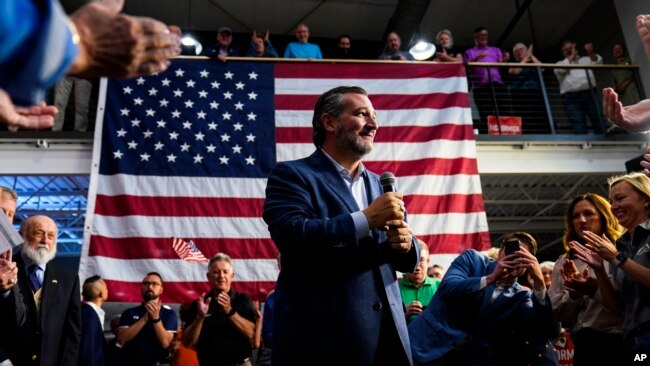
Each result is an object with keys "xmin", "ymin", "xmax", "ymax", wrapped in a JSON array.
[
  {"xmin": 409, "ymin": 232, "xmax": 559, "ymax": 366},
  {"xmin": 263, "ymin": 86, "xmax": 420, "ymax": 366},
  {"xmin": 0, "ymin": 214, "xmax": 81, "ymax": 366},
  {"xmin": 79, "ymin": 275, "xmax": 109, "ymax": 366}
]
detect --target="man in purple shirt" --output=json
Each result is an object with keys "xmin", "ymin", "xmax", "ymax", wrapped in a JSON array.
[{"xmin": 464, "ymin": 26, "xmax": 511, "ymax": 134}]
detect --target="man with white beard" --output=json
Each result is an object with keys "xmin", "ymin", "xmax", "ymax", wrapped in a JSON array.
[{"xmin": 0, "ymin": 215, "xmax": 81, "ymax": 366}]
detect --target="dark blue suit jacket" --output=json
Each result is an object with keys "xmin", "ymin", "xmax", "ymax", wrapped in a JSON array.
[
  {"xmin": 0, "ymin": 250, "xmax": 81, "ymax": 366},
  {"xmin": 263, "ymin": 149, "xmax": 419, "ymax": 366},
  {"xmin": 409, "ymin": 249, "xmax": 559, "ymax": 366},
  {"xmin": 79, "ymin": 303, "xmax": 106, "ymax": 366}
]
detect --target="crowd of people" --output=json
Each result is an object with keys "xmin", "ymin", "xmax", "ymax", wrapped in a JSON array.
[
  {"xmin": 4, "ymin": 1, "xmax": 650, "ymax": 365},
  {"xmin": 3, "ymin": 84, "xmax": 650, "ymax": 366},
  {"xmin": 1, "ymin": 9, "xmax": 644, "ymax": 136}
]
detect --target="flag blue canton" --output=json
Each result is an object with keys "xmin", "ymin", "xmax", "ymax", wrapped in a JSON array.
[{"xmin": 100, "ymin": 60, "xmax": 276, "ymax": 178}]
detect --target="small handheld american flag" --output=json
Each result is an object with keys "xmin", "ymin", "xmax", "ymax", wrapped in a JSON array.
[{"xmin": 172, "ymin": 237, "xmax": 208, "ymax": 262}]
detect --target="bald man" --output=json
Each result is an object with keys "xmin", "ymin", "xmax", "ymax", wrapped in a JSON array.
[{"xmin": 0, "ymin": 215, "xmax": 81, "ymax": 366}]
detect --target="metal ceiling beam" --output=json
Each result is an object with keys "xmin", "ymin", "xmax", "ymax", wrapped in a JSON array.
[
  {"xmin": 382, "ymin": 0, "xmax": 432, "ymax": 49},
  {"xmin": 494, "ymin": 0, "xmax": 534, "ymax": 48}
]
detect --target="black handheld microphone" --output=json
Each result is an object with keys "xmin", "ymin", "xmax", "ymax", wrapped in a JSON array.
[{"xmin": 380, "ymin": 171, "xmax": 397, "ymax": 193}]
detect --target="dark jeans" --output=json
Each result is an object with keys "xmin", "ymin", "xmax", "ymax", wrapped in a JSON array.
[{"xmin": 561, "ymin": 88, "xmax": 606, "ymax": 134}]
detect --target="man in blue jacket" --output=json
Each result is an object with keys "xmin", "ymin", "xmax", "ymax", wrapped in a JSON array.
[
  {"xmin": 263, "ymin": 86, "xmax": 419, "ymax": 366},
  {"xmin": 409, "ymin": 232, "xmax": 559, "ymax": 365}
]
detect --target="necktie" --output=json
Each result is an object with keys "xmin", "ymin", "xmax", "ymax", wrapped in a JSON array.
[{"xmin": 28, "ymin": 264, "xmax": 42, "ymax": 293}]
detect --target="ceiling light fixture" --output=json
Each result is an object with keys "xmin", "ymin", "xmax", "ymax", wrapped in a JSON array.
[{"xmin": 409, "ymin": 41, "xmax": 436, "ymax": 61}]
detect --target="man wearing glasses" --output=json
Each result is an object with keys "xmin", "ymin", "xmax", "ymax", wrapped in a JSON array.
[
  {"xmin": 117, "ymin": 272, "xmax": 178, "ymax": 366},
  {"xmin": 0, "ymin": 213, "xmax": 81, "ymax": 366}
]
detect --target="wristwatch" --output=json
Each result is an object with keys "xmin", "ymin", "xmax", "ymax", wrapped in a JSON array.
[
  {"xmin": 615, "ymin": 252, "xmax": 628, "ymax": 267},
  {"xmin": 151, "ymin": 317, "xmax": 162, "ymax": 323},
  {"xmin": 227, "ymin": 308, "xmax": 236, "ymax": 317}
]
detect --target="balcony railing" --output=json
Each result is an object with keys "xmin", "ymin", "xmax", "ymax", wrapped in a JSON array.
[
  {"xmin": 465, "ymin": 61, "xmax": 645, "ymax": 136},
  {"xmin": 0, "ymin": 59, "xmax": 645, "ymax": 139}
]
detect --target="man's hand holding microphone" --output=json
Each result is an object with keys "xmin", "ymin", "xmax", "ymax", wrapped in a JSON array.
[{"xmin": 363, "ymin": 172, "xmax": 413, "ymax": 253}]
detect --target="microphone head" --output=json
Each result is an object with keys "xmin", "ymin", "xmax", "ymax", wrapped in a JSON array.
[
  {"xmin": 380, "ymin": 171, "xmax": 396, "ymax": 192},
  {"xmin": 380, "ymin": 171, "xmax": 396, "ymax": 185}
]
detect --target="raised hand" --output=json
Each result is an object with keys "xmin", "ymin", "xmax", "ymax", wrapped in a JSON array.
[
  {"xmin": 0, "ymin": 89, "xmax": 57, "ymax": 129},
  {"xmin": 569, "ymin": 240, "xmax": 604, "ymax": 270},
  {"xmin": 144, "ymin": 298, "xmax": 161, "ymax": 320},
  {"xmin": 582, "ymin": 231, "xmax": 617, "ymax": 262},
  {"xmin": 563, "ymin": 267, "xmax": 596, "ymax": 300},
  {"xmin": 0, "ymin": 250, "xmax": 18, "ymax": 292},
  {"xmin": 197, "ymin": 292, "xmax": 211, "ymax": 319},
  {"xmin": 216, "ymin": 291, "xmax": 232, "ymax": 314},
  {"xmin": 67, "ymin": 0, "xmax": 181, "ymax": 79},
  {"xmin": 603, "ymin": 88, "xmax": 650, "ymax": 133},
  {"xmin": 514, "ymin": 247, "xmax": 544, "ymax": 290}
]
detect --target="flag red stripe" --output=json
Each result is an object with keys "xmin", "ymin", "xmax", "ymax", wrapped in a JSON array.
[
  {"xmin": 105, "ymin": 280, "xmax": 276, "ymax": 303},
  {"xmin": 275, "ymin": 124, "xmax": 475, "ymax": 144},
  {"xmin": 89, "ymin": 236, "xmax": 278, "ymax": 259},
  {"xmin": 275, "ymin": 62, "xmax": 467, "ymax": 79},
  {"xmin": 363, "ymin": 157, "xmax": 479, "ymax": 177},
  {"xmin": 404, "ymin": 194, "xmax": 486, "ymax": 214},
  {"xmin": 94, "ymin": 195, "xmax": 263, "ymax": 217},
  {"xmin": 275, "ymin": 93, "xmax": 469, "ymax": 110},
  {"xmin": 419, "ymin": 232, "xmax": 491, "ymax": 254}
]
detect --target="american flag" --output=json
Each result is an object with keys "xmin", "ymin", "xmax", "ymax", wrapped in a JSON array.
[
  {"xmin": 172, "ymin": 237, "xmax": 208, "ymax": 263},
  {"xmin": 79, "ymin": 59, "xmax": 489, "ymax": 303}
]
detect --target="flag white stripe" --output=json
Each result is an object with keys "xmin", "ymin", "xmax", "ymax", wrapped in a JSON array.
[
  {"xmin": 275, "ymin": 107, "xmax": 473, "ymax": 128},
  {"xmin": 275, "ymin": 77, "xmax": 468, "ymax": 95},
  {"xmin": 277, "ymin": 140, "xmax": 477, "ymax": 163},
  {"xmin": 93, "ymin": 173, "xmax": 482, "ymax": 198},
  {"xmin": 90, "ymin": 212, "xmax": 481, "ymax": 239},
  {"xmin": 85, "ymin": 257, "xmax": 280, "ymax": 282},
  {"xmin": 399, "ymin": 175, "xmax": 484, "ymax": 195},
  {"xmin": 96, "ymin": 174, "xmax": 268, "ymax": 198},
  {"xmin": 410, "ymin": 212, "xmax": 489, "ymax": 235},
  {"xmin": 91, "ymin": 215, "xmax": 269, "ymax": 238}
]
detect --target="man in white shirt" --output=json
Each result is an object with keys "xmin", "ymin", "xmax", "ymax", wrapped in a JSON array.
[{"xmin": 554, "ymin": 40, "xmax": 606, "ymax": 134}]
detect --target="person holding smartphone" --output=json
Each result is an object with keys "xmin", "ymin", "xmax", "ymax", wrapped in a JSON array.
[{"xmin": 409, "ymin": 232, "xmax": 559, "ymax": 365}]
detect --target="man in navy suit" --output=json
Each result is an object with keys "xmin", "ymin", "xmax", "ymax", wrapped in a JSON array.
[
  {"xmin": 409, "ymin": 232, "xmax": 559, "ymax": 366},
  {"xmin": 79, "ymin": 275, "xmax": 109, "ymax": 366},
  {"xmin": 263, "ymin": 86, "xmax": 420, "ymax": 366},
  {"xmin": 0, "ymin": 215, "xmax": 81, "ymax": 366}
]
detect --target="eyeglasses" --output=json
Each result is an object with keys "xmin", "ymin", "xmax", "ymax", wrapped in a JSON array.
[
  {"xmin": 31, "ymin": 230, "xmax": 56, "ymax": 241},
  {"xmin": 562, "ymin": 47, "xmax": 574, "ymax": 52},
  {"xmin": 142, "ymin": 281, "xmax": 162, "ymax": 287}
]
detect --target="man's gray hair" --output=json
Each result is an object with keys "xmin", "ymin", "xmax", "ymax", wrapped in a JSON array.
[
  {"xmin": 208, "ymin": 252, "xmax": 233, "ymax": 269},
  {"xmin": 435, "ymin": 29, "xmax": 454, "ymax": 46},
  {"xmin": 311, "ymin": 86, "xmax": 368, "ymax": 147}
]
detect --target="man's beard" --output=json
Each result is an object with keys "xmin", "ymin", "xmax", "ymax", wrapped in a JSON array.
[
  {"xmin": 143, "ymin": 291, "xmax": 159, "ymax": 301},
  {"xmin": 22, "ymin": 243, "xmax": 56, "ymax": 265},
  {"xmin": 334, "ymin": 122, "xmax": 373, "ymax": 158}
]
